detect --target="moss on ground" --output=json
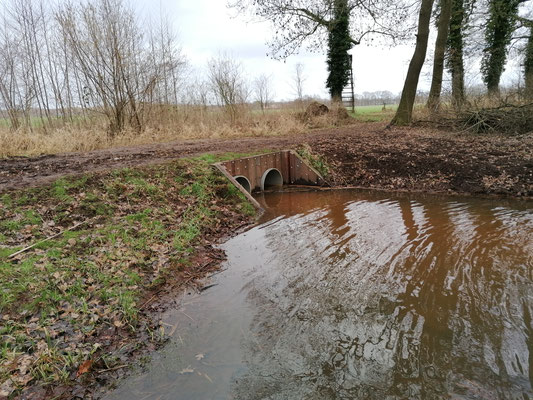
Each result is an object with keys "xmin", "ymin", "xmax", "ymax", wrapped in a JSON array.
[{"xmin": 296, "ymin": 144, "xmax": 331, "ymax": 179}]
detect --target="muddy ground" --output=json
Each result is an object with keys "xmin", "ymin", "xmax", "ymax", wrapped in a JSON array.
[
  {"xmin": 1, "ymin": 122, "xmax": 532, "ymax": 198},
  {"xmin": 1, "ymin": 122, "xmax": 532, "ymax": 399}
]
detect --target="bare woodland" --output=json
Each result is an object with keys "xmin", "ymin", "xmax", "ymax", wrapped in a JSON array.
[
  {"xmin": 0, "ymin": 0, "xmax": 532, "ymax": 157},
  {"xmin": 0, "ymin": 0, "xmax": 187, "ymax": 134}
]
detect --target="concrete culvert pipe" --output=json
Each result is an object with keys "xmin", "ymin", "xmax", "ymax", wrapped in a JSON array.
[
  {"xmin": 261, "ymin": 168, "xmax": 283, "ymax": 191},
  {"xmin": 234, "ymin": 175, "xmax": 251, "ymax": 193}
]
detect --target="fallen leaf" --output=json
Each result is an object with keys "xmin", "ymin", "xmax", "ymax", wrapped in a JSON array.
[
  {"xmin": 179, "ymin": 366, "xmax": 194, "ymax": 374},
  {"xmin": 17, "ymin": 354, "xmax": 34, "ymax": 375},
  {"xmin": 76, "ymin": 360, "xmax": 93, "ymax": 377},
  {"xmin": 0, "ymin": 379, "xmax": 14, "ymax": 397},
  {"xmin": 12, "ymin": 372, "xmax": 33, "ymax": 386}
]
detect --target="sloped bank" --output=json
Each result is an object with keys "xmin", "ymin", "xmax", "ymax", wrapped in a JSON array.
[
  {"xmin": 305, "ymin": 127, "xmax": 533, "ymax": 198},
  {"xmin": 0, "ymin": 154, "xmax": 256, "ymax": 399}
]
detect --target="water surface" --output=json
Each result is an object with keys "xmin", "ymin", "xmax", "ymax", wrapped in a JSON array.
[{"xmin": 107, "ymin": 190, "xmax": 533, "ymax": 399}]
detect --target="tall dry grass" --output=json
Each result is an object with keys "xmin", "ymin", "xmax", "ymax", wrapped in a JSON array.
[{"xmin": 0, "ymin": 104, "xmax": 351, "ymax": 158}]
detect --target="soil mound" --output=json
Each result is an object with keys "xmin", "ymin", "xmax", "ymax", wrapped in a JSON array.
[
  {"xmin": 334, "ymin": 106, "xmax": 351, "ymax": 120},
  {"xmin": 305, "ymin": 102, "xmax": 329, "ymax": 118}
]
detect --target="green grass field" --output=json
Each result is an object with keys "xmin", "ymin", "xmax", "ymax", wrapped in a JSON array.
[
  {"xmin": 349, "ymin": 104, "xmax": 398, "ymax": 122},
  {"xmin": 0, "ymin": 116, "xmax": 69, "ymax": 129}
]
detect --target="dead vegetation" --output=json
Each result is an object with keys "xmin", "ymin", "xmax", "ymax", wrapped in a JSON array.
[
  {"xmin": 412, "ymin": 93, "xmax": 533, "ymax": 137},
  {"xmin": 0, "ymin": 105, "xmax": 355, "ymax": 158},
  {"xmin": 458, "ymin": 103, "xmax": 533, "ymax": 135},
  {"xmin": 294, "ymin": 101, "xmax": 352, "ymax": 128}
]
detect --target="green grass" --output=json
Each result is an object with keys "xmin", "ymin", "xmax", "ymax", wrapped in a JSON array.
[
  {"xmin": 0, "ymin": 115, "xmax": 83, "ymax": 129},
  {"xmin": 0, "ymin": 153, "xmax": 258, "ymax": 394},
  {"xmin": 349, "ymin": 104, "xmax": 398, "ymax": 122},
  {"xmin": 296, "ymin": 144, "xmax": 330, "ymax": 178}
]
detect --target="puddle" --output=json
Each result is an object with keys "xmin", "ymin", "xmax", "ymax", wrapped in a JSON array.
[{"xmin": 106, "ymin": 190, "xmax": 533, "ymax": 399}]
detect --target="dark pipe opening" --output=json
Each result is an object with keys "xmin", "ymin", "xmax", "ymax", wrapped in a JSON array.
[
  {"xmin": 261, "ymin": 168, "xmax": 283, "ymax": 191},
  {"xmin": 235, "ymin": 176, "xmax": 251, "ymax": 193}
]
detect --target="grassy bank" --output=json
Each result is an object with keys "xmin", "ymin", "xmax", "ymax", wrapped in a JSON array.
[{"xmin": 0, "ymin": 154, "xmax": 257, "ymax": 398}]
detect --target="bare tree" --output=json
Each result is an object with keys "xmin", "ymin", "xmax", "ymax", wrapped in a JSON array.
[
  {"xmin": 292, "ymin": 63, "xmax": 306, "ymax": 102},
  {"xmin": 10, "ymin": 0, "xmax": 51, "ymax": 130},
  {"xmin": 391, "ymin": 0, "xmax": 435, "ymax": 125},
  {"xmin": 253, "ymin": 73, "xmax": 274, "ymax": 113},
  {"xmin": 55, "ymin": 0, "xmax": 186, "ymax": 136},
  {"xmin": 427, "ymin": 0, "xmax": 453, "ymax": 111},
  {"xmin": 184, "ymin": 77, "xmax": 212, "ymax": 114},
  {"xmin": 229, "ymin": 0, "xmax": 415, "ymax": 59},
  {"xmin": 149, "ymin": 14, "xmax": 187, "ymax": 106},
  {"xmin": 207, "ymin": 53, "xmax": 249, "ymax": 123},
  {"xmin": 0, "ymin": 11, "xmax": 22, "ymax": 131},
  {"xmin": 58, "ymin": 0, "xmax": 135, "ymax": 134}
]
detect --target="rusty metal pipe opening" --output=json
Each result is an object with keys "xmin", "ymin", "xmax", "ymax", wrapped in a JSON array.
[
  {"xmin": 234, "ymin": 176, "xmax": 251, "ymax": 193},
  {"xmin": 261, "ymin": 168, "xmax": 283, "ymax": 191}
]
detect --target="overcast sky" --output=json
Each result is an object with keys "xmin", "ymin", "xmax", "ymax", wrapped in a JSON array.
[{"xmin": 135, "ymin": 0, "xmax": 522, "ymax": 101}]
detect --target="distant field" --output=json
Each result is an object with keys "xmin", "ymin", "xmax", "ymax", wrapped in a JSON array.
[
  {"xmin": 349, "ymin": 104, "xmax": 398, "ymax": 122},
  {"xmin": 0, "ymin": 116, "xmax": 74, "ymax": 129},
  {"xmin": 1, "ymin": 105, "xmax": 397, "ymax": 128},
  {"xmin": 0, "ymin": 116, "xmax": 45, "ymax": 128}
]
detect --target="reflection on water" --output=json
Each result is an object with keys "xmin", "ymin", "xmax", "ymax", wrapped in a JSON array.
[{"xmin": 106, "ymin": 190, "xmax": 533, "ymax": 400}]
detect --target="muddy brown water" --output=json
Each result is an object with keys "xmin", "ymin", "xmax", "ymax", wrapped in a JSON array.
[{"xmin": 106, "ymin": 190, "xmax": 533, "ymax": 399}]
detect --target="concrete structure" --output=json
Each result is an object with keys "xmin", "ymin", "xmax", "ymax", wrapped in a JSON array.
[{"xmin": 213, "ymin": 150, "xmax": 327, "ymax": 209}]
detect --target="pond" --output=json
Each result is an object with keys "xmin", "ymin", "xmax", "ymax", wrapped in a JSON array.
[{"xmin": 106, "ymin": 189, "xmax": 533, "ymax": 399}]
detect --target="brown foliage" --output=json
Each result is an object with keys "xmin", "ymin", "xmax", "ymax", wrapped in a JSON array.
[
  {"xmin": 304, "ymin": 101, "xmax": 329, "ymax": 118},
  {"xmin": 459, "ymin": 103, "xmax": 533, "ymax": 135}
]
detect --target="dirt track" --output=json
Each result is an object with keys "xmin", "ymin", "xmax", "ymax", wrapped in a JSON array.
[{"xmin": 1, "ymin": 122, "xmax": 532, "ymax": 197}]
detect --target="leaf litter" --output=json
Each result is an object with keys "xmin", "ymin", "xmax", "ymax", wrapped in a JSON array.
[{"xmin": 0, "ymin": 156, "xmax": 255, "ymax": 399}]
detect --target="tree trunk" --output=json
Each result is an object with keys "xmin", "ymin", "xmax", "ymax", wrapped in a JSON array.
[
  {"xmin": 391, "ymin": 0, "xmax": 435, "ymax": 125},
  {"xmin": 427, "ymin": 0, "xmax": 452, "ymax": 111},
  {"xmin": 326, "ymin": 0, "xmax": 352, "ymax": 101},
  {"xmin": 448, "ymin": 0, "xmax": 466, "ymax": 109},
  {"xmin": 525, "ymin": 26, "xmax": 533, "ymax": 97},
  {"xmin": 482, "ymin": 0, "xmax": 520, "ymax": 97}
]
